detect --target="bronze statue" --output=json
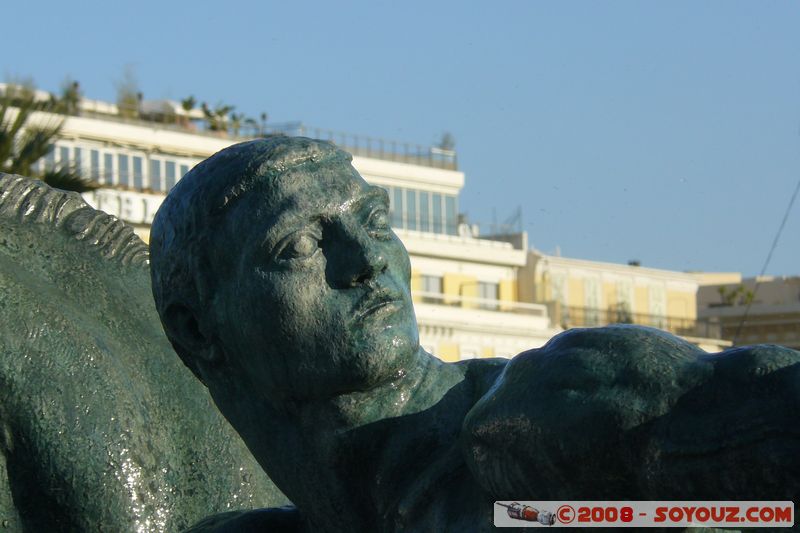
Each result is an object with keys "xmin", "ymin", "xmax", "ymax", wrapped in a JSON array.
[
  {"xmin": 0, "ymin": 174, "xmax": 288, "ymax": 531},
  {"xmin": 148, "ymin": 137, "xmax": 799, "ymax": 532}
]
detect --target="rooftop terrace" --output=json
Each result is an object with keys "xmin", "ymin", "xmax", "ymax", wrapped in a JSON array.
[
  {"xmin": 264, "ymin": 122, "xmax": 458, "ymax": 170},
  {"xmin": 1, "ymin": 83, "xmax": 457, "ymax": 170}
]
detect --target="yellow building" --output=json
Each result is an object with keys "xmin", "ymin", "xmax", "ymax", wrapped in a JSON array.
[
  {"xmin": 6, "ymin": 84, "xmax": 561, "ymax": 362},
  {"xmin": 520, "ymin": 251, "xmax": 730, "ymax": 352},
  {"xmin": 403, "ymin": 231, "xmax": 559, "ymax": 360},
  {"xmin": 696, "ymin": 274, "xmax": 800, "ymax": 350}
]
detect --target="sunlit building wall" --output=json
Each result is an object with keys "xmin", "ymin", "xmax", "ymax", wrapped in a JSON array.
[
  {"xmin": 14, "ymin": 92, "xmax": 561, "ymax": 360},
  {"xmin": 696, "ymin": 274, "xmax": 800, "ymax": 350},
  {"xmin": 519, "ymin": 252, "xmax": 730, "ymax": 352}
]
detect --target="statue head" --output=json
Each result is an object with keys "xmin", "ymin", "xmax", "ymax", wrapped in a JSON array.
[{"xmin": 150, "ymin": 138, "xmax": 420, "ymax": 412}]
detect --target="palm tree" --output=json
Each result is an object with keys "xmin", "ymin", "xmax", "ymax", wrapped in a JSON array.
[
  {"xmin": 244, "ymin": 116, "xmax": 259, "ymax": 137},
  {"xmin": 116, "ymin": 65, "xmax": 140, "ymax": 119},
  {"xmin": 201, "ymin": 101, "xmax": 234, "ymax": 133},
  {"xmin": 436, "ymin": 131, "xmax": 456, "ymax": 151},
  {"xmin": 260, "ymin": 112, "xmax": 268, "ymax": 136},
  {"xmin": 180, "ymin": 95, "xmax": 196, "ymax": 128},
  {"xmin": 0, "ymin": 83, "xmax": 98, "ymax": 192},
  {"xmin": 181, "ymin": 95, "xmax": 196, "ymax": 114},
  {"xmin": 55, "ymin": 78, "xmax": 81, "ymax": 116},
  {"xmin": 229, "ymin": 112, "xmax": 244, "ymax": 137}
]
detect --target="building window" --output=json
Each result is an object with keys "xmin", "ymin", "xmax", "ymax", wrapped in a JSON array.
[
  {"xmin": 445, "ymin": 195, "xmax": 457, "ymax": 235},
  {"xmin": 180, "ymin": 164, "xmax": 189, "ymax": 179},
  {"xmin": 165, "ymin": 161, "xmax": 177, "ymax": 190},
  {"xmin": 549, "ymin": 272, "xmax": 569, "ymax": 324},
  {"xmin": 374, "ymin": 186, "xmax": 453, "ymax": 235},
  {"xmin": 59, "ymin": 146, "xmax": 70, "ymax": 165},
  {"xmin": 584, "ymin": 278, "xmax": 601, "ymax": 325},
  {"xmin": 133, "ymin": 156, "xmax": 144, "ymax": 189},
  {"xmin": 406, "ymin": 189, "xmax": 417, "ymax": 231},
  {"xmin": 419, "ymin": 191, "xmax": 430, "ymax": 232},
  {"xmin": 150, "ymin": 159, "xmax": 162, "ymax": 191},
  {"xmin": 103, "ymin": 153, "xmax": 114, "ymax": 184},
  {"xmin": 118, "ymin": 154, "xmax": 130, "ymax": 188},
  {"xmin": 74, "ymin": 148, "xmax": 82, "ymax": 174},
  {"xmin": 649, "ymin": 285, "xmax": 666, "ymax": 329},
  {"xmin": 432, "ymin": 193, "xmax": 442, "ymax": 233},
  {"xmin": 90, "ymin": 150, "xmax": 100, "ymax": 181},
  {"xmin": 615, "ymin": 281, "xmax": 634, "ymax": 323},
  {"xmin": 478, "ymin": 282, "xmax": 499, "ymax": 310},
  {"xmin": 421, "ymin": 275, "xmax": 443, "ymax": 303}
]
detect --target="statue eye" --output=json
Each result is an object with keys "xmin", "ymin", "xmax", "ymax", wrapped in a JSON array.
[
  {"xmin": 366, "ymin": 207, "xmax": 391, "ymax": 236},
  {"xmin": 275, "ymin": 230, "xmax": 321, "ymax": 263}
]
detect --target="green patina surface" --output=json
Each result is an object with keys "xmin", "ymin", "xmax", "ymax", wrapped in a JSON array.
[
  {"xmin": 0, "ymin": 174, "xmax": 288, "ymax": 532},
  {"xmin": 147, "ymin": 138, "xmax": 799, "ymax": 532},
  {"xmin": 0, "ymin": 138, "xmax": 797, "ymax": 532}
]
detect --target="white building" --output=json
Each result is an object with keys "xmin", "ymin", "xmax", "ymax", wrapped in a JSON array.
[{"xmin": 12, "ymin": 89, "xmax": 560, "ymax": 361}]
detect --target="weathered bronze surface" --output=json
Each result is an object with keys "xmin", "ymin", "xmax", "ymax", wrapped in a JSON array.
[
  {"xmin": 149, "ymin": 138, "xmax": 799, "ymax": 532},
  {"xmin": 0, "ymin": 174, "xmax": 288, "ymax": 532}
]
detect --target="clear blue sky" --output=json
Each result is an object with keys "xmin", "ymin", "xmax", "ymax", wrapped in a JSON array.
[{"xmin": 6, "ymin": 1, "xmax": 799, "ymax": 276}]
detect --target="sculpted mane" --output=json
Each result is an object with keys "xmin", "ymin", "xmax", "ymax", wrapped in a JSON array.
[
  {"xmin": 0, "ymin": 172, "xmax": 287, "ymax": 531},
  {"xmin": 0, "ymin": 173, "xmax": 148, "ymax": 267}
]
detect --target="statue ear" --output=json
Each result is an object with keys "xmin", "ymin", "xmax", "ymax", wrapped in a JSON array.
[{"xmin": 163, "ymin": 303, "xmax": 218, "ymax": 363}]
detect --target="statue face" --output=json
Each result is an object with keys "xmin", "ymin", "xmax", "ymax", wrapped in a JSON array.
[{"xmin": 212, "ymin": 159, "xmax": 419, "ymax": 403}]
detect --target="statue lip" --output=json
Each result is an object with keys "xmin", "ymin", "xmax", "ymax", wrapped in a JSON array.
[{"xmin": 354, "ymin": 288, "xmax": 405, "ymax": 322}]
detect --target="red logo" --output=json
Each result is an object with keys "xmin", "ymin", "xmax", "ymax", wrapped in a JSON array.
[{"xmin": 557, "ymin": 505, "xmax": 576, "ymax": 524}]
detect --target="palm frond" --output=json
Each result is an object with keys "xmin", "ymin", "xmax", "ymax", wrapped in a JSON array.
[
  {"xmin": 0, "ymin": 83, "xmax": 81, "ymax": 190},
  {"xmin": 39, "ymin": 165, "xmax": 100, "ymax": 193}
]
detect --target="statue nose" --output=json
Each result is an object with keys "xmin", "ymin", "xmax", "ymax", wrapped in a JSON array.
[
  {"xmin": 326, "ymin": 227, "xmax": 388, "ymax": 288},
  {"xmin": 351, "ymin": 245, "xmax": 388, "ymax": 286}
]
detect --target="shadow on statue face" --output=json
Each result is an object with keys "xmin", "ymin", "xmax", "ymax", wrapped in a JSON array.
[{"xmin": 211, "ymin": 159, "xmax": 420, "ymax": 404}]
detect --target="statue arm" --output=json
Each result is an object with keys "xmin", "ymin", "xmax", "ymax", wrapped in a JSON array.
[{"xmin": 462, "ymin": 325, "xmax": 800, "ymax": 500}]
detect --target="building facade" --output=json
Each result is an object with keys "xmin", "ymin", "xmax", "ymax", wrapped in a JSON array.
[
  {"xmin": 519, "ymin": 251, "xmax": 729, "ymax": 352},
  {"xmin": 10, "ymin": 89, "xmax": 560, "ymax": 361},
  {"xmin": 10, "ymin": 85, "xmax": 732, "ymax": 357},
  {"xmin": 696, "ymin": 274, "xmax": 800, "ymax": 350}
]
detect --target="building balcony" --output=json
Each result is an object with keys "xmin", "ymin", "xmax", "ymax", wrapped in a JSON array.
[
  {"xmin": 265, "ymin": 123, "xmax": 458, "ymax": 170},
  {"xmin": 1, "ymin": 85, "xmax": 456, "ymax": 170},
  {"xmin": 414, "ymin": 291, "xmax": 547, "ymax": 314},
  {"xmin": 699, "ymin": 302, "xmax": 800, "ymax": 349},
  {"xmin": 413, "ymin": 291, "xmax": 553, "ymax": 334},
  {"xmin": 546, "ymin": 302, "xmax": 723, "ymax": 340}
]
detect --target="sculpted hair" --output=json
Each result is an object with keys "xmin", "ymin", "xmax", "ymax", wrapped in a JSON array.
[
  {"xmin": 149, "ymin": 137, "xmax": 351, "ymax": 375},
  {"xmin": 0, "ymin": 173, "xmax": 148, "ymax": 266}
]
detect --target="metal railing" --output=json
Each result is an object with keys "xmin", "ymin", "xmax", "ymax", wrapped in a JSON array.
[
  {"xmin": 53, "ymin": 107, "xmax": 459, "ymax": 170},
  {"xmin": 264, "ymin": 122, "xmax": 458, "ymax": 170},
  {"xmin": 413, "ymin": 291, "xmax": 548, "ymax": 316},
  {"xmin": 7, "ymin": 87, "xmax": 458, "ymax": 170},
  {"xmin": 546, "ymin": 303, "xmax": 722, "ymax": 339},
  {"xmin": 72, "ymin": 108, "xmax": 249, "ymax": 140}
]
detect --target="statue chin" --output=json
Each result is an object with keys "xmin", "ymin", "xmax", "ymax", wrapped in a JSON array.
[
  {"xmin": 359, "ymin": 332, "xmax": 420, "ymax": 388},
  {"xmin": 303, "ymin": 330, "xmax": 421, "ymax": 402},
  {"xmin": 295, "ymin": 304, "xmax": 421, "ymax": 400}
]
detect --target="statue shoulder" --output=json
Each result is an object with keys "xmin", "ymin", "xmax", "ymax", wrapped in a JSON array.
[
  {"xmin": 452, "ymin": 357, "xmax": 508, "ymax": 402},
  {"xmin": 460, "ymin": 326, "xmax": 800, "ymax": 500},
  {"xmin": 460, "ymin": 326, "xmax": 709, "ymax": 497}
]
